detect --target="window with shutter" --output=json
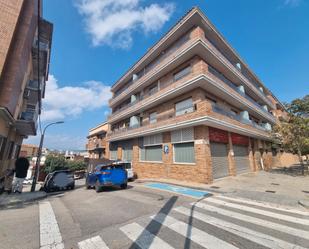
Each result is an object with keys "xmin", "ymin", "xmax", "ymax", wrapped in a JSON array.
[{"xmin": 174, "ymin": 142, "xmax": 195, "ymax": 163}]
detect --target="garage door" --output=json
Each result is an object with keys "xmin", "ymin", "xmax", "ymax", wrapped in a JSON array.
[
  {"xmin": 210, "ymin": 142, "xmax": 229, "ymax": 179},
  {"xmin": 234, "ymin": 145, "xmax": 250, "ymax": 174}
]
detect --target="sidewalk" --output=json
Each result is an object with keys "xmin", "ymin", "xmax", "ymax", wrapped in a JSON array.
[
  {"xmin": 0, "ymin": 183, "xmax": 46, "ymax": 208},
  {"xmin": 135, "ymin": 170, "xmax": 309, "ymax": 210}
]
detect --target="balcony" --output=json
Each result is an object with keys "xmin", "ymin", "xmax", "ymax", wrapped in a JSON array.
[
  {"xmin": 208, "ymin": 66, "xmax": 272, "ymax": 116},
  {"xmin": 110, "ymin": 35, "xmax": 197, "ymax": 107},
  {"xmin": 202, "ymin": 37, "xmax": 274, "ymax": 108},
  {"xmin": 107, "ymin": 101, "xmax": 270, "ymax": 142},
  {"xmin": 15, "ymin": 106, "xmax": 39, "ymax": 136},
  {"xmin": 211, "ymin": 104, "xmax": 270, "ymax": 132},
  {"xmin": 109, "ymin": 68, "xmax": 201, "ymax": 123},
  {"xmin": 113, "ymin": 33, "xmax": 191, "ymax": 99},
  {"xmin": 87, "ymin": 140, "xmax": 106, "ymax": 151}
]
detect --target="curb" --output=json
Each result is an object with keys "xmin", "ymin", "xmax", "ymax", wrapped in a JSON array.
[{"xmin": 0, "ymin": 191, "xmax": 47, "ymax": 209}]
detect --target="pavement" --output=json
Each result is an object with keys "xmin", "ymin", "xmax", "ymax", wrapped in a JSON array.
[
  {"xmin": 0, "ymin": 179, "xmax": 308, "ymax": 249},
  {"xmin": 137, "ymin": 169, "xmax": 309, "ymax": 210},
  {"xmin": 0, "ymin": 183, "xmax": 45, "ymax": 209}
]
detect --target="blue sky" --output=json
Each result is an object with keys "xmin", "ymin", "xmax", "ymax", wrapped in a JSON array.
[{"xmin": 26, "ymin": 0, "xmax": 309, "ymax": 150}]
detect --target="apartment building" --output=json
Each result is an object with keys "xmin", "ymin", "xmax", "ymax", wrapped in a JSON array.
[
  {"xmin": 0, "ymin": 1, "xmax": 52, "ymax": 175},
  {"xmin": 106, "ymin": 7, "xmax": 286, "ymax": 183},
  {"xmin": 86, "ymin": 122, "xmax": 108, "ymax": 159}
]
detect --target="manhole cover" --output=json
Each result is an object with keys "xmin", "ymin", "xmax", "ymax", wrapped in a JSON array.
[{"xmin": 265, "ymin": 190, "xmax": 276, "ymax": 193}]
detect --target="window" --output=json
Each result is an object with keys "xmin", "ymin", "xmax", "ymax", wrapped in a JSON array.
[
  {"xmin": 149, "ymin": 112, "xmax": 157, "ymax": 124},
  {"xmin": 174, "ymin": 142, "xmax": 195, "ymax": 163},
  {"xmin": 110, "ymin": 150, "xmax": 117, "ymax": 160},
  {"xmin": 0, "ymin": 137, "xmax": 7, "ymax": 160},
  {"xmin": 110, "ymin": 143, "xmax": 118, "ymax": 160},
  {"xmin": 140, "ymin": 135, "xmax": 162, "ymax": 162},
  {"xmin": 174, "ymin": 66, "xmax": 191, "ymax": 81},
  {"xmin": 175, "ymin": 98, "xmax": 194, "ymax": 116},
  {"xmin": 7, "ymin": 141, "xmax": 14, "ymax": 160},
  {"xmin": 140, "ymin": 145, "xmax": 162, "ymax": 162},
  {"xmin": 122, "ymin": 142, "xmax": 133, "ymax": 162}
]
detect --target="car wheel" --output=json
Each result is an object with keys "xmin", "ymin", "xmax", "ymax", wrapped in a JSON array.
[
  {"xmin": 95, "ymin": 180, "xmax": 102, "ymax": 193},
  {"xmin": 120, "ymin": 183, "xmax": 127, "ymax": 189}
]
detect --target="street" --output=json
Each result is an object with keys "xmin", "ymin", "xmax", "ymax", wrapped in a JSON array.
[{"xmin": 0, "ymin": 180, "xmax": 308, "ymax": 249}]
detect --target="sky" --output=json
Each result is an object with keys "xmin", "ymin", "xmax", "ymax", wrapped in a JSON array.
[{"xmin": 26, "ymin": 0, "xmax": 309, "ymax": 150}]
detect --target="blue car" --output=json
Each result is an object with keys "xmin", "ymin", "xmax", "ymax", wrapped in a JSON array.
[{"xmin": 86, "ymin": 162, "xmax": 128, "ymax": 192}]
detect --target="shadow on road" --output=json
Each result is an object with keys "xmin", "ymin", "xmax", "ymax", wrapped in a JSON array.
[
  {"xmin": 270, "ymin": 163, "xmax": 309, "ymax": 177},
  {"xmin": 129, "ymin": 195, "xmax": 178, "ymax": 249}
]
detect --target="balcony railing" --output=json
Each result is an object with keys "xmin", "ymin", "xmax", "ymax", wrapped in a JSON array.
[
  {"xmin": 203, "ymin": 37, "xmax": 272, "ymax": 102},
  {"xmin": 111, "ymin": 68, "xmax": 191, "ymax": 117},
  {"xmin": 208, "ymin": 65, "xmax": 273, "ymax": 117},
  {"xmin": 113, "ymin": 33, "xmax": 191, "ymax": 99},
  {"xmin": 211, "ymin": 104, "xmax": 269, "ymax": 132},
  {"xmin": 110, "ymin": 105, "xmax": 197, "ymax": 136}
]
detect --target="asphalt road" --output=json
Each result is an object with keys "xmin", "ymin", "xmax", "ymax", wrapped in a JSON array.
[{"xmin": 0, "ymin": 180, "xmax": 308, "ymax": 249}]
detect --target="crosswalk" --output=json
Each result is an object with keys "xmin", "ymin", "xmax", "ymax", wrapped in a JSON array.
[{"xmin": 77, "ymin": 195, "xmax": 309, "ymax": 249}]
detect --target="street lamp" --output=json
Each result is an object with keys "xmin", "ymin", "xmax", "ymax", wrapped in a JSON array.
[{"xmin": 31, "ymin": 121, "xmax": 64, "ymax": 192}]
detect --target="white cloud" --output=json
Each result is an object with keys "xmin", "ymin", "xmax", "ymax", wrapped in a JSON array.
[
  {"xmin": 284, "ymin": 0, "xmax": 302, "ymax": 7},
  {"xmin": 41, "ymin": 75, "xmax": 111, "ymax": 122},
  {"xmin": 75, "ymin": 0, "xmax": 175, "ymax": 48}
]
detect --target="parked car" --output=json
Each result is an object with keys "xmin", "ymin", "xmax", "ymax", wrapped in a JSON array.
[
  {"xmin": 113, "ymin": 161, "xmax": 134, "ymax": 180},
  {"xmin": 85, "ymin": 162, "xmax": 128, "ymax": 192},
  {"xmin": 41, "ymin": 170, "xmax": 75, "ymax": 192}
]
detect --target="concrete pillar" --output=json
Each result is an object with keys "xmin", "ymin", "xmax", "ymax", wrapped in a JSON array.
[
  {"xmin": 227, "ymin": 132, "xmax": 236, "ymax": 176},
  {"xmin": 248, "ymin": 138, "xmax": 255, "ymax": 171},
  {"xmin": 194, "ymin": 126, "xmax": 212, "ymax": 184}
]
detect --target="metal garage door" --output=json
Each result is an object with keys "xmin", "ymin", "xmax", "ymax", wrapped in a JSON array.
[
  {"xmin": 210, "ymin": 142, "xmax": 229, "ymax": 179},
  {"xmin": 234, "ymin": 145, "xmax": 250, "ymax": 174}
]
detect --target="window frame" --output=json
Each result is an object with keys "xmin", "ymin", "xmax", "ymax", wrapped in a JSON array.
[{"xmin": 173, "ymin": 142, "xmax": 195, "ymax": 165}]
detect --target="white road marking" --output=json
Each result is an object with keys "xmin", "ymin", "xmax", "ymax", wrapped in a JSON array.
[
  {"xmin": 78, "ymin": 235, "xmax": 109, "ymax": 249},
  {"xmin": 174, "ymin": 206, "xmax": 307, "ymax": 249},
  {"xmin": 216, "ymin": 195, "xmax": 309, "ymax": 216},
  {"xmin": 190, "ymin": 201, "xmax": 309, "ymax": 238},
  {"xmin": 150, "ymin": 213, "xmax": 238, "ymax": 249},
  {"xmin": 39, "ymin": 201, "xmax": 64, "ymax": 249},
  {"xmin": 120, "ymin": 222, "xmax": 174, "ymax": 249},
  {"xmin": 204, "ymin": 198, "xmax": 309, "ymax": 226}
]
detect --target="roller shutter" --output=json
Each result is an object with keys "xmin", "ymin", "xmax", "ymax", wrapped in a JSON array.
[
  {"xmin": 210, "ymin": 142, "xmax": 229, "ymax": 179},
  {"xmin": 234, "ymin": 145, "xmax": 250, "ymax": 174}
]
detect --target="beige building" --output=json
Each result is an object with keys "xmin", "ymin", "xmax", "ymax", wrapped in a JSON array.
[
  {"xmin": 106, "ymin": 7, "xmax": 290, "ymax": 184},
  {"xmin": 86, "ymin": 122, "xmax": 108, "ymax": 159},
  {"xmin": 19, "ymin": 144, "xmax": 39, "ymax": 158},
  {"xmin": 0, "ymin": 1, "xmax": 52, "ymax": 176}
]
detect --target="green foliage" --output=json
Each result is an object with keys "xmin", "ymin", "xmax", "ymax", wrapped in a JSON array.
[
  {"xmin": 66, "ymin": 160, "xmax": 86, "ymax": 171},
  {"xmin": 43, "ymin": 155, "xmax": 87, "ymax": 174},
  {"xmin": 273, "ymin": 94, "xmax": 309, "ymax": 158},
  {"xmin": 43, "ymin": 155, "xmax": 68, "ymax": 174}
]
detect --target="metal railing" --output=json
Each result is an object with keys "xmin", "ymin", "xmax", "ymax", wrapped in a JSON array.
[
  {"xmin": 212, "ymin": 104, "xmax": 268, "ymax": 131},
  {"xmin": 113, "ymin": 33, "xmax": 191, "ymax": 98},
  {"xmin": 208, "ymin": 65, "xmax": 272, "ymax": 116},
  {"xmin": 109, "ymin": 105, "xmax": 197, "ymax": 136},
  {"xmin": 204, "ymin": 37, "xmax": 267, "ymax": 97}
]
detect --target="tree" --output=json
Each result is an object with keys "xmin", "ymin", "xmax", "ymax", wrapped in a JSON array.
[
  {"xmin": 66, "ymin": 160, "xmax": 86, "ymax": 172},
  {"xmin": 273, "ymin": 95, "xmax": 309, "ymax": 174},
  {"xmin": 43, "ymin": 155, "xmax": 68, "ymax": 174}
]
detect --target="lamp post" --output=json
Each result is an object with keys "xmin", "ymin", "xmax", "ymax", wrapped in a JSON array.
[{"xmin": 31, "ymin": 121, "xmax": 64, "ymax": 192}]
